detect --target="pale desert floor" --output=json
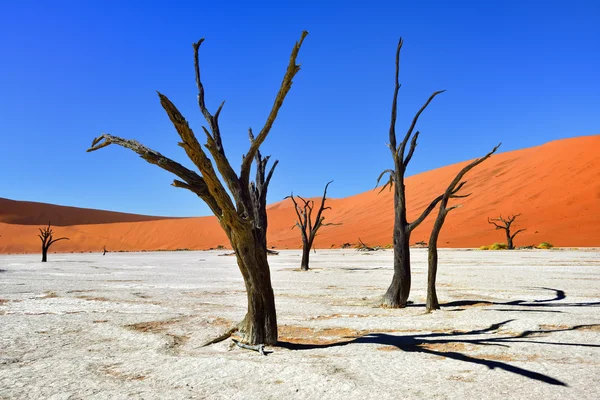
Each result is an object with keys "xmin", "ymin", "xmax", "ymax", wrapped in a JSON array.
[{"xmin": 1, "ymin": 249, "xmax": 599, "ymax": 399}]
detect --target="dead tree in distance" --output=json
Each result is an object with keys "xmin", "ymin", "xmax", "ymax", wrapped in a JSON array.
[
  {"xmin": 39, "ymin": 222, "xmax": 69, "ymax": 262},
  {"xmin": 488, "ymin": 214, "xmax": 526, "ymax": 249},
  {"xmin": 88, "ymin": 32, "xmax": 308, "ymax": 345},
  {"xmin": 427, "ymin": 144, "xmax": 501, "ymax": 312},
  {"xmin": 286, "ymin": 181, "xmax": 340, "ymax": 270},
  {"xmin": 376, "ymin": 37, "xmax": 446, "ymax": 308}
]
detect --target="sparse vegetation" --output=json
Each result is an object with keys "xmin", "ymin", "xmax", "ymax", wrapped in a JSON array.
[
  {"xmin": 537, "ymin": 242, "xmax": 554, "ymax": 249},
  {"xmin": 480, "ymin": 243, "xmax": 509, "ymax": 250}
]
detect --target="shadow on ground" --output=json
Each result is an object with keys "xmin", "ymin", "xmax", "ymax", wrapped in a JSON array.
[{"xmin": 277, "ymin": 320, "xmax": 600, "ymax": 386}]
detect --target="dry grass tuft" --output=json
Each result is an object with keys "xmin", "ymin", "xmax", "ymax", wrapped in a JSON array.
[
  {"xmin": 78, "ymin": 296, "xmax": 111, "ymax": 302},
  {"xmin": 125, "ymin": 318, "xmax": 183, "ymax": 334},
  {"xmin": 38, "ymin": 291, "xmax": 58, "ymax": 299}
]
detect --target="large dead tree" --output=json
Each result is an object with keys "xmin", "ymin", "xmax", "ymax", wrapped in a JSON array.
[
  {"xmin": 426, "ymin": 144, "xmax": 501, "ymax": 312},
  {"xmin": 39, "ymin": 222, "xmax": 69, "ymax": 262},
  {"xmin": 488, "ymin": 214, "xmax": 526, "ymax": 250},
  {"xmin": 376, "ymin": 38, "xmax": 446, "ymax": 308},
  {"xmin": 87, "ymin": 32, "xmax": 308, "ymax": 345},
  {"xmin": 286, "ymin": 181, "xmax": 339, "ymax": 271}
]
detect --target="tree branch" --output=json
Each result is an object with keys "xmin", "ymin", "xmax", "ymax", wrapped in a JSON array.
[
  {"xmin": 398, "ymin": 90, "xmax": 445, "ymax": 160},
  {"xmin": 87, "ymin": 133, "xmax": 225, "ymax": 217},
  {"xmin": 403, "ymin": 130, "xmax": 420, "ymax": 167},
  {"xmin": 388, "ymin": 37, "xmax": 403, "ymax": 154},
  {"xmin": 407, "ymin": 194, "xmax": 444, "ymax": 232},
  {"xmin": 240, "ymin": 31, "xmax": 308, "ymax": 187}
]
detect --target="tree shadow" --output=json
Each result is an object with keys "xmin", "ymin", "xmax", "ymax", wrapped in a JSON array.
[
  {"xmin": 277, "ymin": 320, "xmax": 600, "ymax": 387},
  {"xmin": 409, "ymin": 287, "xmax": 600, "ymax": 312}
]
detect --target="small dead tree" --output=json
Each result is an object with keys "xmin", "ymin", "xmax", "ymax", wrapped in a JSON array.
[
  {"xmin": 87, "ymin": 32, "xmax": 308, "ymax": 345},
  {"xmin": 38, "ymin": 222, "xmax": 69, "ymax": 262},
  {"xmin": 488, "ymin": 214, "xmax": 526, "ymax": 250},
  {"xmin": 376, "ymin": 37, "xmax": 446, "ymax": 308},
  {"xmin": 426, "ymin": 144, "xmax": 501, "ymax": 312},
  {"xmin": 286, "ymin": 181, "xmax": 339, "ymax": 270}
]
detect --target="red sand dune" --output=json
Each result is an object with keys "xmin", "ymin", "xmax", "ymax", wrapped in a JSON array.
[{"xmin": 1, "ymin": 135, "xmax": 598, "ymax": 254}]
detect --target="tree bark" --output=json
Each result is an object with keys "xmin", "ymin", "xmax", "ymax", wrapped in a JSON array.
[
  {"xmin": 506, "ymin": 231, "xmax": 514, "ymax": 250},
  {"xmin": 41, "ymin": 247, "xmax": 48, "ymax": 262},
  {"xmin": 287, "ymin": 181, "xmax": 337, "ymax": 271},
  {"xmin": 382, "ymin": 209, "xmax": 411, "ymax": 307},
  {"xmin": 230, "ymin": 228, "xmax": 277, "ymax": 345},
  {"xmin": 426, "ymin": 144, "xmax": 500, "ymax": 312},
  {"xmin": 426, "ymin": 220, "xmax": 442, "ymax": 311},
  {"xmin": 300, "ymin": 238, "xmax": 312, "ymax": 271},
  {"xmin": 376, "ymin": 38, "xmax": 445, "ymax": 308}
]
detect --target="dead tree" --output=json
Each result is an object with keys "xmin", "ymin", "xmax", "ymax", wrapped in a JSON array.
[
  {"xmin": 286, "ymin": 181, "xmax": 339, "ymax": 270},
  {"xmin": 356, "ymin": 238, "xmax": 382, "ymax": 252},
  {"xmin": 103, "ymin": 245, "xmax": 107, "ymax": 255},
  {"xmin": 87, "ymin": 32, "xmax": 308, "ymax": 345},
  {"xmin": 426, "ymin": 144, "xmax": 501, "ymax": 312},
  {"xmin": 375, "ymin": 38, "xmax": 446, "ymax": 308},
  {"xmin": 488, "ymin": 214, "xmax": 526, "ymax": 250},
  {"xmin": 38, "ymin": 222, "xmax": 69, "ymax": 262}
]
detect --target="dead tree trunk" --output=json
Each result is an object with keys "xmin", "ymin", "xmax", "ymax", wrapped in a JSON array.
[
  {"xmin": 38, "ymin": 222, "xmax": 69, "ymax": 262},
  {"xmin": 376, "ymin": 38, "xmax": 446, "ymax": 308},
  {"xmin": 286, "ymin": 181, "xmax": 339, "ymax": 271},
  {"xmin": 488, "ymin": 214, "xmax": 526, "ymax": 250},
  {"xmin": 426, "ymin": 144, "xmax": 501, "ymax": 312},
  {"xmin": 87, "ymin": 32, "xmax": 308, "ymax": 345}
]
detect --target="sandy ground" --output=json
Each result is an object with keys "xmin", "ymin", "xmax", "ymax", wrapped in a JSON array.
[{"xmin": 1, "ymin": 249, "xmax": 599, "ymax": 399}]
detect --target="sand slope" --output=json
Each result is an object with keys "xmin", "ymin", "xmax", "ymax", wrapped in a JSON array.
[{"xmin": 1, "ymin": 135, "xmax": 598, "ymax": 253}]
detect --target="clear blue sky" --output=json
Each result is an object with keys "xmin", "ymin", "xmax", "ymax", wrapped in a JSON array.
[{"xmin": 1, "ymin": 0, "xmax": 598, "ymax": 217}]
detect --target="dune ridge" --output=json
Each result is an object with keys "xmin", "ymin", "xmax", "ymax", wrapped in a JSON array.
[{"xmin": 1, "ymin": 135, "xmax": 598, "ymax": 253}]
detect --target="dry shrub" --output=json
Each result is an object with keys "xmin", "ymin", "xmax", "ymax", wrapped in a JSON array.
[{"xmin": 537, "ymin": 242, "xmax": 554, "ymax": 249}]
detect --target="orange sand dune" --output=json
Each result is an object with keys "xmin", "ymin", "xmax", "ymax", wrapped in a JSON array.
[
  {"xmin": 1, "ymin": 135, "xmax": 598, "ymax": 254},
  {"xmin": 0, "ymin": 198, "xmax": 175, "ymax": 226}
]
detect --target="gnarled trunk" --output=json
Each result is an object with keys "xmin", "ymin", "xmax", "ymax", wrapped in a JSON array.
[
  {"xmin": 300, "ymin": 241, "xmax": 311, "ymax": 271},
  {"xmin": 230, "ymin": 227, "xmax": 277, "ymax": 345},
  {"xmin": 506, "ymin": 231, "xmax": 514, "ymax": 250},
  {"xmin": 426, "ymin": 231, "xmax": 441, "ymax": 311},
  {"xmin": 41, "ymin": 247, "xmax": 48, "ymax": 262},
  {"xmin": 382, "ymin": 218, "xmax": 411, "ymax": 307}
]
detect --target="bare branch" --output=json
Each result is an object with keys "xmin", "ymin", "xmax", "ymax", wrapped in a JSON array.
[
  {"xmin": 407, "ymin": 194, "xmax": 444, "ymax": 232},
  {"xmin": 48, "ymin": 237, "xmax": 69, "ymax": 246},
  {"xmin": 511, "ymin": 228, "xmax": 526, "ymax": 240},
  {"xmin": 158, "ymin": 93, "xmax": 239, "ymax": 217},
  {"xmin": 488, "ymin": 217, "xmax": 505, "ymax": 230},
  {"xmin": 388, "ymin": 37, "xmax": 403, "ymax": 153},
  {"xmin": 375, "ymin": 169, "xmax": 395, "ymax": 193},
  {"xmin": 403, "ymin": 130, "xmax": 420, "ymax": 167},
  {"xmin": 240, "ymin": 31, "xmax": 308, "ymax": 186},
  {"xmin": 398, "ymin": 90, "xmax": 445, "ymax": 160}
]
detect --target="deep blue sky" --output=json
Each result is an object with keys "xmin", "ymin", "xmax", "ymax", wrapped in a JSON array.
[{"xmin": 1, "ymin": 0, "xmax": 598, "ymax": 217}]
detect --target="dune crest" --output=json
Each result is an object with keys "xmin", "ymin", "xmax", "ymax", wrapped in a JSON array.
[{"xmin": 1, "ymin": 135, "xmax": 598, "ymax": 253}]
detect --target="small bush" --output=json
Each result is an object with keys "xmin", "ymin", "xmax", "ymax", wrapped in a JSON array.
[
  {"xmin": 480, "ymin": 243, "xmax": 508, "ymax": 250},
  {"xmin": 537, "ymin": 242, "xmax": 554, "ymax": 249}
]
